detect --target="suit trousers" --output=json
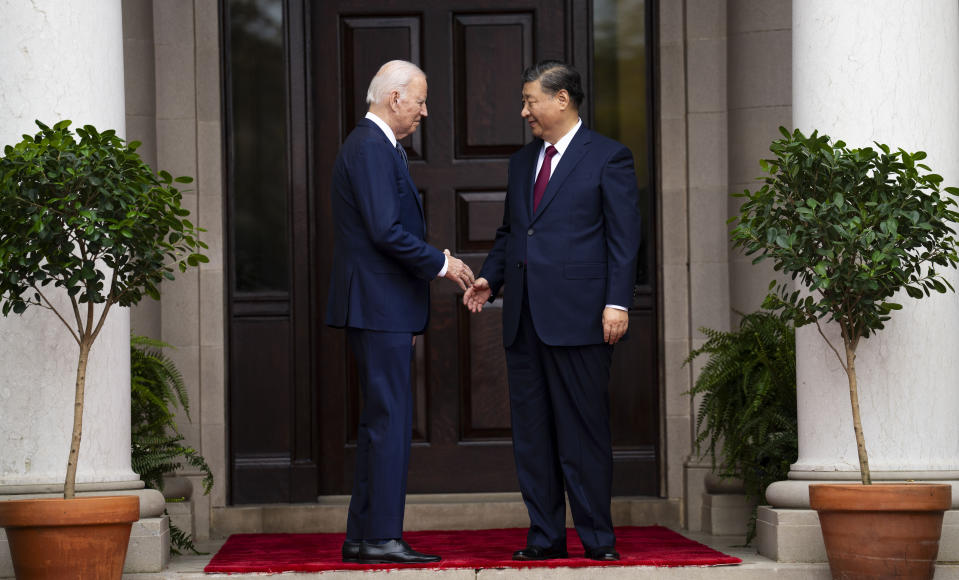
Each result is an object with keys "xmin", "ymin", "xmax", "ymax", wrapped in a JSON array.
[
  {"xmin": 345, "ymin": 328, "xmax": 414, "ymax": 541},
  {"xmin": 505, "ymin": 286, "xmax": 616, "ymax": 551}
]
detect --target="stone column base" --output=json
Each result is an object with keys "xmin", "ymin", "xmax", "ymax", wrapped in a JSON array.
[
  {"xmin": 124, "ymin": 515, "xmax": 171, "ymax": 572},
  {"xmin": 166, "ymin": 498, "xmax": 195, "ymax": 539},
  {"xmin": 702, "ymin": 492, "xmax": 755, "ymax": 536},
  {"xmin": 683, "ymin": 459, "xmax": 712, "ymax": 531},
  {"xmin": 756, "ymin": 506, "xmax": 959, "ymax": 563}
]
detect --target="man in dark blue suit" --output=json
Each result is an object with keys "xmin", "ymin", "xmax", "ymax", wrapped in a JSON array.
[
  {"xmin": 327, "ymin": 60, "xmax": 474, "ymax": 564},
  {"xmin": 464, "ymin": 61, "xmax": 642, "ymax": 562}
]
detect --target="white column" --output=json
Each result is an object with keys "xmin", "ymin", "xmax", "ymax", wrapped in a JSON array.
[
  {"xmin": 765, "ymin": 0, "xmax": 959, "ymax": 510},
  {"xmin": 757, "ymin": 2, "xmax": 959, "ymax": 562},
  {"xmin": 0, "ymin": 0, "xmax": 140, "ymax": 492}
]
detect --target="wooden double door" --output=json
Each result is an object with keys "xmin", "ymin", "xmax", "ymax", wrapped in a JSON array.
[{"xmin": 227, "ymin": 0, "xmax": 658, "ymax": 503}]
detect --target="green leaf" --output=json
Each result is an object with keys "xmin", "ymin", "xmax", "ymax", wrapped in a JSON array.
[{"xmin": 905, "ymin": 286, "xmax": 923, "ymax": 299}]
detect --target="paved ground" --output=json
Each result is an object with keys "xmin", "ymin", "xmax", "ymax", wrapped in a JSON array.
[{"xmin": 122, "ymin": 529, "xmax": 958, "ymax": 579}]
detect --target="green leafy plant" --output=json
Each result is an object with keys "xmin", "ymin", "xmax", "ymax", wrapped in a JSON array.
[
  {"xmin": 730, "ymin": 127, "xmax": 959, "ymax": 485},
  {"xmin": 685, "ymin": 310, "xmax": 797, "ymax": 543},
  {"xmin": 131, "ymin": 335, "xmax": 213, "ymax": 554},
  {"xmin": 0, "ymin": 120, "xmax": 208, "ymax": 499}
]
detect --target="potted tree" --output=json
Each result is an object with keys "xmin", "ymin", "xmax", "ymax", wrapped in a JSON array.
[
  {"xmin": 0, "ymin": 120, "xmax": 207, "ymax": 578},
  {"xmin": 731, "ymin": 127, "xmax": 959, "ymax": 578},
  {"xmin": 731, "ymin": 127, "xmax": 958, "ymax": 579}
]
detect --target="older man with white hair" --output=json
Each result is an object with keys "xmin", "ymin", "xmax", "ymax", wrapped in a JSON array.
[{"xmin": 326, "ymin": 60, "xmax": 474, "ymax": 564}]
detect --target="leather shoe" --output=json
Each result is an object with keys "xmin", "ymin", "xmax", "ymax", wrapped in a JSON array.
[
  {"xmin": 585, "ymin": 546, "xmax": 620, "ymax": 561},
  {"xmin": 359, "ymin": 539, "xmax": 441, "ymax": 564},
  {"xmin": 512, "ymin": 545, "xmax": 569, "ymax": 560},
  {"xmin": 342, "ymin": 539, "xmax": 362, "ymax": 563}
]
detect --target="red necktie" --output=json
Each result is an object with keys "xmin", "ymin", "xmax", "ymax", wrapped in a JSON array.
[{"xmin": 533, "ymin": 145, "xmax": 558, "ymax": 212}]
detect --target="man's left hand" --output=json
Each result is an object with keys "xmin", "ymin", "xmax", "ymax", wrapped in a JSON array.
[{"xmin": 603, "ymin": 307, "xmax": 628, "ymax": 345}]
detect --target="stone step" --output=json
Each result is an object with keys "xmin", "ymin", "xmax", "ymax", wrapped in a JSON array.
[
  {"xmin": 123, "ymin": 530, "xmax": 959, "ymax": 580},
  {"xmin": 211, "ymin": 494, "xmax": 681, "ymax": 536},
  {"xmin": 122, "ymin": 532, "xmax": 959, "ymax": 580}
]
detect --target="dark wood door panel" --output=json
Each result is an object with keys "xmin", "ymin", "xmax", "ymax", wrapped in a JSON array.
[
  {"xmin": 458, "ymin": 303, "xmax": 512, "ymax": 440},
  {"xmin": 453, "ymin": 13, "xmax": 534, "ymax": 157},
  {"xmin": 229, "ymin": 317, "xmax": 293, "ymax": 503},
  {"xmin": 306, "ymin": 0, "xmax": 659, "ymax": 499},
  {"xmin": 313, "ymin": 0, "xmax": 573, "ymax": 495},
  {"xmin": 340, "ymin": 15, "xmax": 424, "ymax": 157},
  {"xmin": 609, "ymin": 308, "xmax": 659, "ymax": 494},
  {"xmin": 228, "ymin": 0, "xmax": 658, "ymax": 503}
]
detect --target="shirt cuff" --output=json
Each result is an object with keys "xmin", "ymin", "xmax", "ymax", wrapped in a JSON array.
[
  {"xmin": 605, "ymin": 304, "xmax": 627, "ymax": 311},
  {"xmin": 437, "ymin": 255, "xmax": 449, "ymax": 278}
]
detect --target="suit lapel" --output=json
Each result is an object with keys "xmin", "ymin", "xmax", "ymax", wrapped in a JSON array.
[
  {"xmin": 359, "ymin": 118, "xmax": 428, "ymax": 226},
  {"xmin": 531, "ymin": 127, "xmax": 591, "ymax": 223}
]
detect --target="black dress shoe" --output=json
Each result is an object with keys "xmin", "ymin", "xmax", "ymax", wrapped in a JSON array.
[
  {"xmin": 342, "ymin": 539, "xmax": 363, "ymax": 563},
  {"xmin": 585, "ymin": 546, "xmax": 620, "ymax": 561},
  {"xmin": 512, "ymin": 545, "xmax": 569, "ymax": 560},
  {"xmin": 359, "ymin": 539, "xmax": 441, "ymax": 564}
]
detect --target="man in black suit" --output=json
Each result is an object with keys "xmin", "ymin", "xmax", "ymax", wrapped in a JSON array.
[
  {"xmin": 464, "ymin": 61, "xmax": 642, "ymax": 562},
  {"xmin": 327, "ymin": 60, "xmax": 474, "ymax": 564}
]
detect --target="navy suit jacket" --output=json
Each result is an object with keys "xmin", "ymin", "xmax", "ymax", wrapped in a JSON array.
[
  {"xmin": 479, "ymin": 126, "xmax": 642, "ymax": 347},
  {"xmin": 326, "ymin": 118, "xmax": 445, "ymax": 333}
]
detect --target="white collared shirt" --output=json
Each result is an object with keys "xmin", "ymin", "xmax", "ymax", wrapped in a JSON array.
[
  {"xmin": 533, "ymin": 118, "xmax": 582, "ymax": 179},
  {"xmin": 364, "ymin": 111, "xmax": 448, "ymax": 278},
  {"xmin": 365, "ymin": 111, "xmax": 397, "ymax": 147},
  {"xmin": 531, "ymin": 118, "xmax": 627, "ymax": 313}
]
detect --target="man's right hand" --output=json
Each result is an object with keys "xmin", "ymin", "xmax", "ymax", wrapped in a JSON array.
[
  {"xmin": 463, "ymin": 277, "xmax": 492, "ymax": 313},
  {"xmin": 443, "ymin": 249, "xmax": 475, "ymax": 291}
]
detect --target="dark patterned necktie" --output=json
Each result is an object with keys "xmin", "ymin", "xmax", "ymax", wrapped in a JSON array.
[
  {"xmin": 533, "ymin": 145, "xmax": 558, "ymax": 211},
  {"xmin": 396, "ymin": 142, "xmax": 409, "ymax": 170}
]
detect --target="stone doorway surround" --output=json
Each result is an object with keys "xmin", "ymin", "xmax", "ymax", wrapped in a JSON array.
[{"xmin": 115, "ymin": 0, "xmax": 797, "ymax": 548}]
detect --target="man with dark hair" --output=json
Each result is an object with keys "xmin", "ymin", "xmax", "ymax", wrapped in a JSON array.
[{"xmin": 464, "ymin": 60, "xmax": 641, "ymax": 562}]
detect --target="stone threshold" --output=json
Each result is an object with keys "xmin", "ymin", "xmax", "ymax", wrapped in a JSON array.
[{"xmin": 211, "ymin": 494, "xmax": 681, "ymax": 536}]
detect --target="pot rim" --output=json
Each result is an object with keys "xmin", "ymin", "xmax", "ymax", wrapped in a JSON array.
[
  {"xmin": 0, "ymin": 495, "xmax": 140, "ymax": 528},
  {"xmin": 809, "ymin": 482, "xmax": 952, "ymax": 512}
]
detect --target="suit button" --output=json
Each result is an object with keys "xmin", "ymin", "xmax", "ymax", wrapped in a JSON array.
[
  {"xmin": 515, "ymin": 262, "xmax": 523, "ymax": 268},
  {"xmin": 527, "ymin": 228, "xmax": 534, "ymax": 236}
]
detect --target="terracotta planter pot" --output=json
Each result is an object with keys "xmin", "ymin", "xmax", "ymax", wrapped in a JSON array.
[
  {"xmin": 810, "ymin": 483, "xmax": 951, "ymax": 580},
  {"xmin": 0, "ymin": 495, "xmax": 140, "ymax": 579}
]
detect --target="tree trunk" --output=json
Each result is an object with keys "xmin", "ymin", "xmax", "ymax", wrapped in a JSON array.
[
  {"xmin": 64, "ymin": 339, "xmax": 92, "ymax": 499},
  {"xmin": 845, "ymin": 339, "xmax": 871, "ymax": 485}
]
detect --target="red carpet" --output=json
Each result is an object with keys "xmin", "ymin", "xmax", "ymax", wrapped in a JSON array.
[{"xmin": 204, "ymin": 526, "xmax": 741, "ymax": 572}]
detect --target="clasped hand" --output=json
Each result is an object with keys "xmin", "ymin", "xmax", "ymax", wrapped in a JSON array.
[
  {"xmin": 443, "ymin": 249, "xmax": 475, "ymax": 290},
  {"xmin": 463, "ymin": 277, "xmax": 492, "ymax": 312}
]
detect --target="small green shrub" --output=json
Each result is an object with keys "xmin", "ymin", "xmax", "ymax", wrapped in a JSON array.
[
  {"xmin": 131, "ymin": 335, "xmax": 213, "ymax": 554},
  {"xmin": 685, "ymin": 310, "xmax": 798, "ymax": 543}
]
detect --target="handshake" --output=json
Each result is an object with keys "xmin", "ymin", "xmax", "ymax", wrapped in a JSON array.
[{"xmin": 441, "ymin": 249, "xmax": 491, "ymax": 313}]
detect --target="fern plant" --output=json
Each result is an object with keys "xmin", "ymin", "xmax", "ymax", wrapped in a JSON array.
[
  {"xmin": 685, "ymin": 310, "xmax": 798, "ymax": 543},
  {"xmin": 131, "ymin": 335, "xmax": 213, "ymax": 554}
]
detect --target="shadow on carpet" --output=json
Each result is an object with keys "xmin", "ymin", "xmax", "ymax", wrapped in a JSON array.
[{"xmin": 204, "ymin": 526, "xmax": 742, "ymax": 572}]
